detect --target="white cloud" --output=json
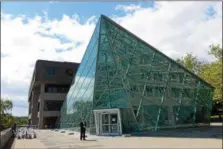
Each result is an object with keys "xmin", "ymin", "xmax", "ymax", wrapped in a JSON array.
[
  {"xmin": 1, "ymin": 12, "xmax": 96, "ymax": 116},
  {"xmin": 112, "ymin": 1, "xmax": 222, "ymax": 62},
  {"xmin": 12, "ymin": 107, "xmax": 28, "ymax": 117},
  {"xmin": 115, "ymin": 4, "xmax": 141, "ymax": 13}
]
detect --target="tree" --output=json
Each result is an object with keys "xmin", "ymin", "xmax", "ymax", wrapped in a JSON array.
[
  {"xmin": 199, "ymin": 44, "xmax": 222, "ymax": 100},
  {"xmin": 0, "ymin": 99, "xmax": 13, "ymax": 115},
  {"xmin": 1, "ymin": 114, "xmax": 15, "ymax": 129},
  {"xmin": 176, "ymin": 44, "xmax": 222, "ymax": 101},
  {"xmin": 176, "ymin": 53, "xmax": 204, "ymax": 75},
  {"xmin": 0, "ymin": 99, "xmax": 14, "ymax": 130},
  {"xmin": 208, "ymin": 44, "xmax": 222, "ymax": 61},
  {"xmin": 15, "ymin": 116, "xmax": 28, "ymax": 125}
]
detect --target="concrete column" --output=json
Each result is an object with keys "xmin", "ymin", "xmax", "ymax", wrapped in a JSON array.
[
  {"xmin": 38, "ymin": 97, "xmax": 44, "ymax": 129},
  {"xmin": 40, "ymin": 83, "xmax": 45, "ymax": 93},
  {"xmin": 39, "ymin": 84, "xmax": 45, "ymax": 128},
  {"xmin": 30, "ymin": 91, "xmax": 35, "ymax": 125},
  {"xmin": 30, "ymin": 90, "xmax": 40, "ymax": 126}
]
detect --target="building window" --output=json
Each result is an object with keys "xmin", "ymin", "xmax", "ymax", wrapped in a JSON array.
[
  {"xmin": 47, "ymin": 67, "xmax": 56, "ymax": 76},
  {"xmin": 154, "ymin": 87, "xmax": 165, "ymax": 97},
  {"xmin": 170, "ymin": 73, "xmax": 178, "ymax": 82},
  {"xmin": 44, "ymin": 100, "xmax": 64, "ymax": 111},
  {"xmin": 47, "ymin": 87, "xmax": 53, "ymax": 93},
  {"xmin": 146, "ymin": 86, "xmax": 153, "ymax": 96},
  {"xmin": 52, "ymin": 87, "xmax": 57, "ymax": 93},
  {"xmin": 130, "ymin": 85, "xmax": 138, "ymax": 92},
  {"xmin": 154, "ymin": 73, "xmax": 163, "ymax": 81},
  {"xmin": 65, "ymin": 69, "xmax": 73, "ymax": 77},
  {"xmin": 171, "ymin": 88, "xmax": 181, "ymax": 98},
  {"xmin": 45, "ymin": 84, "xmax": 70, "ymax": 93}
]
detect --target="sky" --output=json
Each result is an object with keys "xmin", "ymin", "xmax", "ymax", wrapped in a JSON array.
[{"xmin": 1, "ymin": 1, "xmax": 222, "ymax": 116}]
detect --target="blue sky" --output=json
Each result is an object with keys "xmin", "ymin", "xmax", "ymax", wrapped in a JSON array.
[
  {"xmin": 2, "ymin": 2, "xmax": 155, "ymax": 23},
  {"xmin": 1, "ymin": 1, "xmax": 222, "ymax": 116}
]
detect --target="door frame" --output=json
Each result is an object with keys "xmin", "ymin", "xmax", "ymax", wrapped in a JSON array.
[{"xmin": 93, "ymin": 108, "xmax": 122, "ymax": 136}]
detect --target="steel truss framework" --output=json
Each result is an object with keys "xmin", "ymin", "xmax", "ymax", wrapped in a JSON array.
[{"xmin": 58, "ymin": 15, "xmax": 214, "ymax": 134}]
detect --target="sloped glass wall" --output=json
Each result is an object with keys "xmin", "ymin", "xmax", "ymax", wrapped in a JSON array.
[
  {"xmin": 58, "ymin": 15, "xmax": 214, "ymax": 134},
  {"xmin": 93, "ymin": 15, "xmax": 214, "ymax": 133},
  {"xmin": 59, "ymin": 18, "xmax": 101, "ymax": 130}
]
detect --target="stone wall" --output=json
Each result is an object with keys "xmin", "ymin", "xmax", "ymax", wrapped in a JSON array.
[{"xmin": 0, "ymin": 128, "xmax": 12, "ymax": 149}]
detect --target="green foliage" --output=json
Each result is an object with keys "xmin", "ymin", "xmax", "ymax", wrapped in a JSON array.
[
  {"xmin": 177, "ymin": 44, "xmax": 222, "ymax": 100},
  {"xmin": 14, "ymin": 116, "xmax": 28, "ymax": 125},
  {"xmin": 199, "ymin": 44, "xmax": 222, "ymax": 100},
  {"xmin": 0, "ymin": 99, "xmax": 28, "ymax": 131},
  {"xmin": 0, "ymin": 99, "xmax": 14, "ymax": 130},
  {"xmin": 176, "ymin": 53, "xmax": 204, "ymax": 74},
  {"xmin": 1, "ymin": 114, "xmax": 15, "ymax": 130},
  {"xmin": 209, "ymin": 44, "xmax": 222, "ymax": 61},
  {"xmin": 0, "ymin": 99, "xmax": 13, "ymax": 115}
]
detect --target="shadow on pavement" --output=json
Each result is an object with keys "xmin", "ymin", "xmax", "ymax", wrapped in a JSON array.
[
  {"xmin": 130, "ymin": 125, "xmax": 223, "ymax": 139},
  {"xmin": 84, "ymin": 139, "xmax": 97, "ymax": 141},
  {"xmin": 4, "ymin": 137, "xmax": 15, "ymax": 149}
]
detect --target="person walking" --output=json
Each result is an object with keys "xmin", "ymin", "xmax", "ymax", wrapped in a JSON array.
[
  {"xmin": 83, "ymin": 122, "xmax": 87, "ymax": 140},
  {"xmin": 80, "ymin": 122, "xmax": 84, "ymax": 140}
]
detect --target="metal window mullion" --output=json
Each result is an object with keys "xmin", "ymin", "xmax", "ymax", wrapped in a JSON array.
[
  {"xmin": 176, "ymin": 72, "xmax": 187, "ymax": 122},
  {"xmin": 120, "ymin": 76, "xmax": 138, "ymax": 122},
  {"xmin": 193, "ymin": 81, "xmax": 201, "ymax": 124},
  {"xmin": 106, "ymin": 32, "xmax": 138, "ymax": 123},
  {"xmin": 95, "ymin": 69, "xmax": 119, "ymax": 102},
  {"xmin": 136, "ymin": 53, "xmax": 156, "ymax": 118},
  {"xmin": 136, "ymin": 76, "xmax": 149, "ymax": 118},
  {"xmin": 105, "ymin": 53, "xmax": 112, "ymax": 108},
  {"xmin": 155, "ymin": 62, "xmax": 172, "ymax": 131}
]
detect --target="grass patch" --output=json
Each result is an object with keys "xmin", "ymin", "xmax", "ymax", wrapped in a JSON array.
[{"xmin": 211, "ymin": 115, "xmax": 223, "ymax": 118}]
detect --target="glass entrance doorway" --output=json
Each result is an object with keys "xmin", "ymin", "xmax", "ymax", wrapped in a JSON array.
[
  {"xmin": 94, "ymin": 109, "xmax": 122, "ymax": 136},
  {"xmin": 101, "ymin": 113, "xmax": 119, "ymax": 135}
]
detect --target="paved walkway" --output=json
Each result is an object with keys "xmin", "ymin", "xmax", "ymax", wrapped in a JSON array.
[
  {"xmin": 12, "ymin": 124, "xmax": 222, "ymax": 149},
  {"xmin": 12, "ymin": 138, "xmax": 46, "ymax": 149}
]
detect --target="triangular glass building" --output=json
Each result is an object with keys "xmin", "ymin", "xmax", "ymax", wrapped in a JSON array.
[{"xmin": 58, "ymin": 15, "xmax": 214, "ymax": 136}]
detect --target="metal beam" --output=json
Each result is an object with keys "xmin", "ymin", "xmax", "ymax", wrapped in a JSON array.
[
  {"xmin": 155, "ymin": 62, "xmax": 172, "ymax": 131},
  {"xmin": 136, "ymin": 53, "xmax": 156, "ymax": 118},
  {"xmin": 193, "ymin": 81, "xmax": 201, "ymax": 124}
]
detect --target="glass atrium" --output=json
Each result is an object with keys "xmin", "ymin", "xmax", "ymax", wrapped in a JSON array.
[{"xmin": 58, "ymin": 15, "xmax": 214, "ymax": 136}]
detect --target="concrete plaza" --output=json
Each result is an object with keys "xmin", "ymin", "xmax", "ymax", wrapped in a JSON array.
[{"xmin": 11, "ymin": 123, "xmax": 222, "ymax": 149}]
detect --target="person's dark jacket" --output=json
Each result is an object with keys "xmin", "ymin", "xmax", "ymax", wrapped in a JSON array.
[{"xmin": 80, "ymin": 122, "xmax": 84, "ymax": 131}]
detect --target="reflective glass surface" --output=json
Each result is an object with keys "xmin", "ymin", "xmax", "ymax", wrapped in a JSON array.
[{"xmin": 58, "ymin": 15, "xmax": 214, "ymax": 134}]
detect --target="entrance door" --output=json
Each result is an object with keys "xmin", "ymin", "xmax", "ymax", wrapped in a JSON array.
[
  {"xmin": 101, "ymin": 113, "xmax": 110, "ymax": 135},
  {"xmin": 101, "ymin": 113, "xmax": 119, "ymax": 135},
  {"xmin": 110, "ymin": 113, "xmax": 119, "ymax": 134},
  {"xmin": 94, "ymin": 109, "xmax": 122, "ymax": 136}
]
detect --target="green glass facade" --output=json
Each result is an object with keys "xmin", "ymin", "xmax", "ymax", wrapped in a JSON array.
[{"xmin": 58, "ymin": 15, "xmax": 214, "ymax": 134}]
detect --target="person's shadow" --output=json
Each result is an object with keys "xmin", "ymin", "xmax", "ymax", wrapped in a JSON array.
[{"xmin": 84, "ymin": 139, "xmax": 97, "ymax": 141}]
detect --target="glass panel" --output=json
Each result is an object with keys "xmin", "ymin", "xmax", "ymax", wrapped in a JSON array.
[
  {"xmin": 58, "ymin": 16, "xmax": 214, "ymax": 134},
  {"xmin": 110, "ymin": 124, "xmax": 118, "ymax": 133},
  {"xmin": 59, "ymin": 18, "xmax": 101, "ymax": 130},
  {"xmin": 102, "ymin": 125, "xmax": 109, "ymax": 133},
  {"xmin": 102, "ymin": 114, "xmax": 109, "ymax": 124},
  {"xmin": 110, "ymin": 114, "xmax": 118, "ymax": 124}
]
